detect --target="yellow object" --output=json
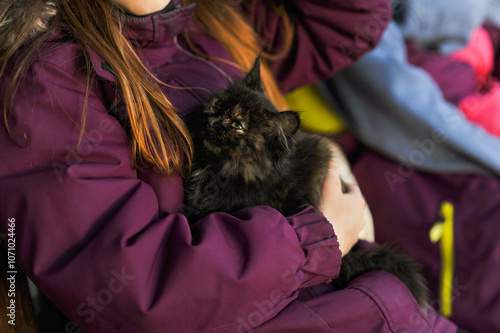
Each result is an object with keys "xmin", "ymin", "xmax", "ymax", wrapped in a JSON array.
[
  {"xmin": 429, "ymin": 201, "xmax": 455, "ymax": 317},
  {"xmin": 285, "ymin": 84, "xmax": 345, "ymax": 134}
]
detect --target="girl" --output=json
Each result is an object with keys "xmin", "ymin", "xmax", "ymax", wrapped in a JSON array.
[{"xmin": 0, "ymin": 0, "xmax": 459, "ymax": 332}]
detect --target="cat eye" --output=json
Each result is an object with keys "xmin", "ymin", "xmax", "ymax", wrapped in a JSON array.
[{"xmin": 231, "ymin": 122, "xmax": 243, "ymax": 130}]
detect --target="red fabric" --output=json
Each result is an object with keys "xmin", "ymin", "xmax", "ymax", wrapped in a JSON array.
[
  {"xmin": 448, "ymin": 27, "xmax": 500, "ymax": 136},
  {"xmin": 452, "ymin": 27, "xmax": 495, "ymax": 80},
  {"xmin": 458, "ymin": 79, "xmax": 500, "ymax": 136}
]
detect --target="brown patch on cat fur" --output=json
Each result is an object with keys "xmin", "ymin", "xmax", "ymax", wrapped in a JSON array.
[{"xmin": 203, "ymin": 139, "xmax": 222, "ymax": 154}]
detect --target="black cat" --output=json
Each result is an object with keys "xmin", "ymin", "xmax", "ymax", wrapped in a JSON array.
[{"xmin": 184, "ymin": 57, "xmax": 429, "ymax": 308}]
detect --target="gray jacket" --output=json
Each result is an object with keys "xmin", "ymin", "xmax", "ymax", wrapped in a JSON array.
[
  {"xmin": 399, "ymin": 0, "xmax": 500, "ymax": 53},
  {"xmin": 323, "ymin": 21, "xmax": 500, "ymax": 175}
]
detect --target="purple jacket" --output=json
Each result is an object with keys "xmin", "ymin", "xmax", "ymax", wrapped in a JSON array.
[{"xmin": 0, "ymin": 1, "xmax": 457, "ymax": 332}]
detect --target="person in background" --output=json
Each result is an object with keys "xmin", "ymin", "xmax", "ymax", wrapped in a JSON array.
[{"xmin": 323, "ymin": 0, "xmax": 500, "ymax": 332}]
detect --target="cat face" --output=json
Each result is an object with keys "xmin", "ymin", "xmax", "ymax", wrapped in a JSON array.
[{"xmin": 190, "ymin": 57, "xmax": 301, "ymax": 182}]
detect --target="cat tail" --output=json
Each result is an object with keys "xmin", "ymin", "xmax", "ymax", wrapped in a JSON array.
[{"xmin": 332, "ymin": 243, "xmax": 430, "ymax": 309}]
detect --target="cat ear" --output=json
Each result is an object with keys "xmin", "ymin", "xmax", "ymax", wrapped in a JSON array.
[
  {"xmin": 266, "ymin": 111, "xmax": 300, "ymax": 154},
  {"xmin": 242, "ymin": 55, "xmax": 263, "ymax": 92},
  {"xmin": 277, "ymin": 111, "xmax": 301, "ymax": 136}
]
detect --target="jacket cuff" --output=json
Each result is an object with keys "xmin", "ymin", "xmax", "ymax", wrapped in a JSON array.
[{"xmin": 287, "ymin": 206, "xmax": 342, "ymax": 288}]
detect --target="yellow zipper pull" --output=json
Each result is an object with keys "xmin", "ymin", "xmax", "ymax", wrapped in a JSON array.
[{"xmin": 429, "ymin": 201, "xmax": 455, "ymax": 317}]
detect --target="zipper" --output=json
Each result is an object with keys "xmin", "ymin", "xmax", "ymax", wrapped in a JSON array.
[{"xmin": 429, "ymin": 201, "xmax": 455, "ymax": 317}]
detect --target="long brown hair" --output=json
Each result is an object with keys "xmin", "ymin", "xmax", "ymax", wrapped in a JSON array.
[
  {"xmin": 181, "ymin": 0, "xmax": 293, "ymax": 111},
  {"xmin": 0, "ymin": 0, "xmax": 293, "ymax": 176}
]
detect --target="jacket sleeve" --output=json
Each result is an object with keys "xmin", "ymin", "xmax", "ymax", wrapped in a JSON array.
[
  {"xmin": 323, "ymin": 22, "xmax": 500, "ymax": 176},
  {"xmin": 0, "ymin": 60, "xmax": 341, "ymax": 332},
  {"xmin": 256, "ymin": 271, "xmax": 458, "ymax": 333},
  {"xmin": 249, "ymin": 0, "xmax": 392, "ymax": 93}
]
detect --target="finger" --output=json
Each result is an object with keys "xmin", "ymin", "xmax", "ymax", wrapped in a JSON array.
[
  {"xmin": 343, "ymin": 183, "xmax": 367, "ymax": 208},
  {"xmin": 323, "ymin": 161, "xmax": 342, "ymax": 192},
  {"xmin": 342, "ymin": 182, "xmax": 360, "ymax": 194},
  {"xmin": 340, "ymin": 178, "xmax": 347, "ymax": 193}
]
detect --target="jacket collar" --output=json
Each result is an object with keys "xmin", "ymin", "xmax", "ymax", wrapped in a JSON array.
[
  {"xmin": 84, "ymin": 1, "xmax": 195, "ymax": 83},
  {"xmin": 121, "ymin": 1, "xmax": 195, "ymax": 47}
]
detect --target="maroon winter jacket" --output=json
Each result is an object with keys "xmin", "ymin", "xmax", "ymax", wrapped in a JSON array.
[{"xmin": 0, "ymin": 0, "xmax": 458, "ymax": 332}]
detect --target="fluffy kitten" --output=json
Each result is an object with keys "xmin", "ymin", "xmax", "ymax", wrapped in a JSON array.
[
  {"xmin": 184, "ymin": 60, "xmax": 332, "ymax": 219},
  {"xmin": 184, "ymin": 57, "xmax": 429, "ymax": 308}
]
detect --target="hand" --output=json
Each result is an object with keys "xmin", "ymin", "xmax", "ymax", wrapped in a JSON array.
[{"xmin": 318, "ymin": 161, "xmax": 366, "ymax": 256}]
